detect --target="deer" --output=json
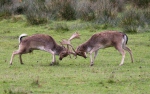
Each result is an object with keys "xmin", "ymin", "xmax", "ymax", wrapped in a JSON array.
[
  {"xmin": 75, "ymin": 31, "xmax": 134, "ymax": 66},
  {"xmin": 9, "ymin": 32, "xmax": 80, "ymax": 66}
]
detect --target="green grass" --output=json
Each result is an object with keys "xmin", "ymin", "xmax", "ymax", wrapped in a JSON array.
[{"xmin": 0, "ymin": 19, "xmax": 150, "ymax": 94}]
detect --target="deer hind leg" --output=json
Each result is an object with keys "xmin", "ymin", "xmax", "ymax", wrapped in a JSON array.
[
  {"xmin": 123, "ymin": 45, "xmax": 134, "ymax": 63},
  {"xmin": 19, "ymin": 54, "xmax": 23, "ymax": 64},
  {"xmin": 115, "ymin": 45, "xmax": 126, "ymax": 66},
  {"xmin": 10, "ymin": 50, "xmax": 24, "ymax": 65}
]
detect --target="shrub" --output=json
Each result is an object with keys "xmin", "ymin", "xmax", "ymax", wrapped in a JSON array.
[
  {"xmin": 54, "ymin": 23, "xmax": 69, "ymax": 32},
  {"xmin": 94, "ymin": 0, "xmax": 118, "ymax": 28},
  {"xmin": 0, "ymin": 0, "xmax": 12, "ymax": 19},
  {"xmin": 76, "ymin": 0, "xmax": 95, "ymax": 21},
  {"xmin": 0, "ymin": 5, "xmax": 12, "ymax": 19},
  {"xmin": 142, "ymin": 9, "xmax": 150, "ymax": 25},
  {"xmin": 24, "ymin": 0, "xmax": 48, "ymax": 25},
  {"xmin": 110, "ymin": 0, "xmax": 125, "ymax": 12},
  {"xmin": 131, "ymin": 0, "xmax": 150, "ymax": 8},
  {"xmin": 120, "ymin": 9, "xmax": 144, "ymax": 33},
  {"xmin": 59, "ymin": 0, "xmax": 76, "ymax": 20},
  {"xmin": 45, "ymin": 0, "xmax": 76, "ymax": 20}
]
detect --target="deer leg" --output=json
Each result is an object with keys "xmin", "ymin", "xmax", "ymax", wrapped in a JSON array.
[
  {"xmin": 94, "ymin": 50, "xmax": 99, "ymax": 59},
  {"xmin": 19, "ymin": 54, "xmax": 24, "ymax": 64},
  {"xmin": 89, "ymin": 47, "xmax": 100, "ymax": 66},
  {"xmin": 120, "ymin": 51, "xmax": 125, "ymax": 66},
  {"xmin": 10, "ymin": 50, "xmax": 23, "ymax": 65},
  {"xmin": 115, "ymin": 45, "xmax": 125, "ymax": 66},
  {"xmin": 10, "ymin": 51, "xmax": 16, "ymax": 65},
  {"xmin": 123, "ymin": 46, "xmax": 134, "ymax": 63},
  {"xmin": 50, "ymin": 54, "xmax": 56, "ymax": 66},
  {"xmin": 45, "ymin": 49, "xmax": 56, "ymax": 66},
  {"xmin": 89, "ymin": 52, "xmax": 94, "ymax": 66}
]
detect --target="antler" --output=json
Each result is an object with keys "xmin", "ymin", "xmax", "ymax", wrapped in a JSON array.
[
  {"xmin": 69, "ymin": 32, "xmax": 80, "ymax": 41},
  {"xmin": 60, "ymin": 32, "xmax": 80, "ymax": 45},
  {"xmin": 60, "ymin": 32, "xmax": 80, "ymax": 58}
]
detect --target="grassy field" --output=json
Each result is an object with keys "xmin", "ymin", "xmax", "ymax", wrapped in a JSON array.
[{"xmin": 0, "ymin": 19, "xmax": 150, "ymax": 94}]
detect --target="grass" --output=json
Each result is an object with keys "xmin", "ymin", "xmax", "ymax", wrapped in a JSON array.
[{"xmin": 0, "ymin": 19, "xmax": 150, "ymax": 94}]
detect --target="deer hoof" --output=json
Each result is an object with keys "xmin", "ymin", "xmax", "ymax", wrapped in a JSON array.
[{"xmin": 90, "ymin": 63, "xmax": 94, "ymax": 66}]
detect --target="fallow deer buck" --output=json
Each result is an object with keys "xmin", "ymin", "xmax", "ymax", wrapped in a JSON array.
[
  {"xmin": 75, "ymin": 31, "xmax": 134, "ymax": 66},
  {"xmin": 10, "ymin": 33, "xmax": 79, "ymax": 65}
]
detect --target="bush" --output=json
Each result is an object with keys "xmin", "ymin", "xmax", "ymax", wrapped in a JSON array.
[
  {"xmin": 54, "ymin": 23, "xmax": 69, "ymax": 32},
  {"xmin": 59, "ymin": 0, "xmax": 76, "ymax": 20},
  {"xmin": 142, "ymin": 9, "xmax": 150, "ymax": 25},
  {"xmin": 24, "ymin": 0, "xmax": 48, "ymax": 25},
  {"xmin": 110, "ymin": 0, "xmax": 125, "ymax": 12},
  {"xmin": 0, "ymin": 5, "xmax": 12, "ymax": 19},
  {"xmin": 94, "ymin": 0, "xmax": 118, "ymax": 28},
  {"xmin": 120, "ymin": 9, "xmax": 144, "ymax": 33},
  {"xmin": 76, "ymin": 0, "xmax": 95, "ymax": 21},
  {"xmin": 45, "ymin": 0, "xmax": 76, "ymax": 20},
  {"xmin": 131, "ymin": 0, "xmax": 150, "ymax": 8},
  {"xmin": 0, "ymin": 0, "xmax": 12, "ymax": 19}
]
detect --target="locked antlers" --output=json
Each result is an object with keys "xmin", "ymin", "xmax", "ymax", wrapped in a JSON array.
[{"xmin": 60, "ymin": 32, "xmax": 80, "ymax": 57}]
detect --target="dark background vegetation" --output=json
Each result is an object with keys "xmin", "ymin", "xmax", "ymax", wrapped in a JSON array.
[{"xmin": 0, "ymin": 0, "xmax": 150, "ymax": 33}]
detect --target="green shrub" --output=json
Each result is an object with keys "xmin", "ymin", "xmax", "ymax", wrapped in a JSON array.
[
  {"xmin": 24, "ymin": 0, "xmax": 48, "ymax": 25},
  {"xmin": 45, "ymin": 0, "xmax": 76, "ymax": 20},
  {"xmin": 93, "ymin": 0, "xmax": 118, "ymax": 28},
  {"xmin": 120, "ymin": 9, "xmax": 144, "ymax": 33},
  {"xmin": 76, "ymin": 0, "xmax": 95, "ymax": 21},
  {"xmin": 0, "ymin": 5, "xmax": 11, "ymax": 20},
  {"xmin": 142, "ymin": 9, "xmax": 150, "ymax": 24},
  {"xmin": 26, "ymin": 12, "xmax": 48, "ymax": 25},
  {"xmin": 54, "ymin": 23, "xmax": 69, "ymax": 32},
  {"xmin": 131, "ymin": 0, "xmax": 150, "ymax": 8},
  {"xmin": 110, "ymin": 0, "xmax": 125, "ymax": 12},
  {"xmin": 59, "ymin": 0, "xmax": 76, "ymax": 20}
]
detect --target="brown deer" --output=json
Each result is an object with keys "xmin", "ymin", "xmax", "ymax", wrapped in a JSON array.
[
  {"xmin": 75, "ymin": 31, "xmax": 134, "ymax": 66},
  {"xmin": 10, "ymin": 33, "xmax": 79, "ymax": 65}
]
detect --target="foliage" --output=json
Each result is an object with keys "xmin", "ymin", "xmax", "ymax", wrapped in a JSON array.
[
  {"xmin": 131, "ymin": 0, "xmax": 150, "ymax": 8},
  {"xmin": 0, "ymin": 0, "xmax": 150, "ymax": 32},
  {"xmin": 54, "ymin": 23, "xmax": 69, "ymax": 32},
  {"xmin": 76, "ymin": 0, "xmax": 95, "ymax": 21},
  {"xmin": 120, "ymin": 9, "xmax": 144, "ymax": 33},
  {"xmin": 24, "ymin": 0, "xmax": 48, "ymax": 25},
  {"xmin": 93, "ymin": 0, "xmax": 119, "ymax": 29},
  {"xmin": 0, "ymin": 5, "xmax": 11, "ymax": 20},
  {"xmin": 45, "ymin": 0, "xmax": 76, "ymax": 20}
]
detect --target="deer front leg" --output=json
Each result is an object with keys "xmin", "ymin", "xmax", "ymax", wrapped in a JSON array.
[
  {"xmin": 50, "ymin": 54, "xmax": 56, "ymax": 66},
  {"xmin": 89, "ymin": 47, "xmax": 100, "ymax": 66},
  {"xmin": 89, "ymin": 52, "xmax": 94, "ymax": 66},
  {"xmin": 45, "ymin": 49, "xmax": 56, "ymax": 66}
]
